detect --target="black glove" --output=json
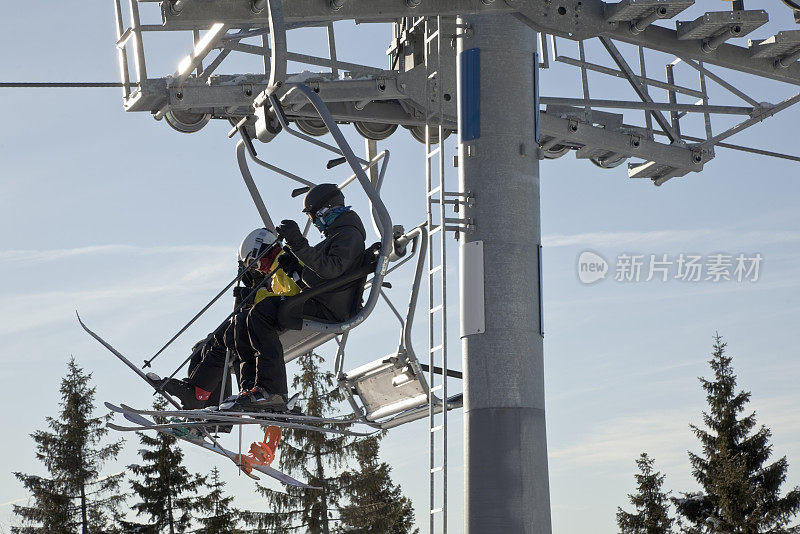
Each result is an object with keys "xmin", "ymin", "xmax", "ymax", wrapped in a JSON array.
[
  {"xmin": 233, "ymin": 286, "xmax": 257, "ymax": 306},
  {"xmin": 277, "ymin": 248, "xmax": 301, "ymax": 277},
  {"xmin": 243, "ymin": 269, "xmax": 265, "ymax": 289},
  {"xmin": 276, "ymin": 219, "xmax": 305, "ymax": 249}
]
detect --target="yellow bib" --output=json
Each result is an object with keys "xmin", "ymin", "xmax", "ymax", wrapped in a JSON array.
[{"xmin": 253, "ymin": 253, "xmax": 301, "ymax": 305}]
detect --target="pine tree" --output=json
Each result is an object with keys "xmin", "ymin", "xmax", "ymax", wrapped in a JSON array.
[
  {"xmin": 673, "ymin": 334, "xmax": 800, "ymax": 533},
  {"xmin": 126, "ymin": 397, "xmax": 209, "ymax": 533},
  {"xmin": 337, "ymin": 434, "xmax": 417, "ymax": 533},
  {"xmin": 196, "ymin": 467, "xmax": 241, "ymax": 534},
  {"xmin": 617, "ymin": 453, "xmax": 674, "ymax": 534},
  {"xmin": 12, "ymin": 357, "xmax": 126, "ymax": 534}
]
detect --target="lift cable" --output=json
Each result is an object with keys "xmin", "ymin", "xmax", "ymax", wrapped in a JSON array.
[{"xmin": 0, "ymin": 82, "xmax": 136, "ymax": 88}]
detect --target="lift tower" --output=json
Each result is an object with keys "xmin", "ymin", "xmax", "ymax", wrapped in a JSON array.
[{"xmin": 457, "ymin": 15, "xmax": 550, "ymax": 533}]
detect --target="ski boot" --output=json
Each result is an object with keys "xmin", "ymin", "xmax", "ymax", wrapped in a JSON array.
[
  {"xmin": 220, "ymin": 386, "xmax": 288, "ymax": 413},
  {"xmin": 163, "ymin": 378, "xmax": 211, "ymax": 410}
]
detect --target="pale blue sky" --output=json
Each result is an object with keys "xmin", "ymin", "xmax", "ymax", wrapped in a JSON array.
[{"xmin": 2, "ymin": 2, "xmax": 800, "ymax": 533}]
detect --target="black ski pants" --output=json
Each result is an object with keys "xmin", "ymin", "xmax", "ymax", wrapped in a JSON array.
[
  {"xmin": 185, "ymin": 322, "xmax": 235, "ymax": 400},
  {"xmin": 236, "ymin": 296, "xmax": 335, "ymax": 395}
]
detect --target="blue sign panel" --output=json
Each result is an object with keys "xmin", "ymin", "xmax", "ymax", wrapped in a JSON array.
[{"xmin": 460, "ymin": 47, "xmax": 480, "ymax": 142}]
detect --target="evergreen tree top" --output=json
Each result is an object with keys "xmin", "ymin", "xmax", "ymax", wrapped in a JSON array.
[
  {"xmin": 13, "ymin": 357, "xmax": 125, "ymax": 534},
  {"xmin": 617, "ymin": 452, "xmax": 674, "ymax": 534},
  {"xmin": 197, "ymin": 467, "xmax": 241, "ymax": 534},
  {"xmin": 675, "ymin": 334, "xmax": 800, "ymax": 533},
  {"xmin": 126, "ymin": 397, "xmax": 208, "ymax": 534}
]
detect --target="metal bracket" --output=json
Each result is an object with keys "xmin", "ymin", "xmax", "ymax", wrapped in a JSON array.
[
  {"xmin": 444, "ymin": 217, "xmax": 475, "ymax": 234},
  {"xmin": 455, "ymin": 22, "xmax": 473, "ymax": 39}
]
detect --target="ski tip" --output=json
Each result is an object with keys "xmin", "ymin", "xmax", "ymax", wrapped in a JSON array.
[
  {"xmin": 75, "ymin": 311, "xmax": 94, "ymax": 334},
  {"xmin": 286, "ymin": 392, "xmax": 301, "ymax": 411},
  {"xmin": 104, "ymin": 401, "xmax": 122, "ymax": 412}
]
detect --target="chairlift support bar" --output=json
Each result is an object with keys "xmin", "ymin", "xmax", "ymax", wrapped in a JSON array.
[{"xmin": 235, "ymin": 138, "xmax": 277, "ymax": 231}]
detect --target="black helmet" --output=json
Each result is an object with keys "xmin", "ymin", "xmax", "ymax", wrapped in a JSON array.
[{"xmin": 302, "ymin": 183, "xmax": 345, "ymax": 214}]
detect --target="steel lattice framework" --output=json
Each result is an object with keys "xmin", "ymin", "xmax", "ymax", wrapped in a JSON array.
[{"xmin": 114, "ymin": 0, "xmax": 800, "ymax": 185}]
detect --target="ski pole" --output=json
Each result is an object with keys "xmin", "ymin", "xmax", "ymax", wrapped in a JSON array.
[
  {"xmin": 143, "ymin": 245, "xmax": 275, "ymax": 368},
  {"xmin": 153, "ymin": 266, "xmax": 282, "ymax": 394}
]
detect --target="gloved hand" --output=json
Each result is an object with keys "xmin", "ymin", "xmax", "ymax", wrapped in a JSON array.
[
  {"xmin": 277, "ymin": 248, "xmax": 301, "ymax": 277},
  {"xmin": 242, "ymin": 267, "xmax": 264, "ymax": 288},
  {"xmin": 276, "ymin": 219, "xmax": 305, "ymax": 248},
  {"xmin": 239, "ymin": 260, "xmax": 263, "ymax": 287},
  {"xmin": 233, "ymin": 286, "xmax": 256, "ymax": 306}
]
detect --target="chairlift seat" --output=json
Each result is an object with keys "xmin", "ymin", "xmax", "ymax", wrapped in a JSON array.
[
  {"xmin": 342, "ymin": 354, "xmax": 431, "ymax": 422},
  {"xmin": 277, "ymin": 243, "xmax": 381, "ymax": 362}
]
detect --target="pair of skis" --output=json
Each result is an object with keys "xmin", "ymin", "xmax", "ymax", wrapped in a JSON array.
[
  {"xmin": 106, "ymin": 402, "xmax": 316, "ymax": 487},
  {"xmin": 108, "ymin": 402, "xmax": 370, "ymax": 437},
  {"xmin": 77, "ymin": 314, "xmax": 371, "ymax": 488}
]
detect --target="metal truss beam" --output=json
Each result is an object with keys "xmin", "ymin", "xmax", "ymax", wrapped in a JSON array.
[
  {"xmin": 540, "ymin": 97, "xmax": 753, "ymax": 115},
  {"xmin": 159, "ymin": 0, "xmax": 516, "ymax": 28},
  {"xmin": 600, "ymin": 37, "xmax": 680, "ymax": 143},
  {"xmin": 553, "ymin": 53, "xmax": 706, "ymax": 99},
  {"xmin": 539, "ymin": 112, "xmax": 705, "ymax": 173},
  {"xmin": 125, "ymin": 75, "xmax": 409, "ymax": 112},
  {"xmin": 157, "ymin": 1, "xmax": 800, "ymax": 85},
  {"xmin": 698, "ymin": 90, "xmax": 800, "ymax": 148},
  {"xmin": 604, "ymin": 23, "xmax": 800, "ymax": 86}
]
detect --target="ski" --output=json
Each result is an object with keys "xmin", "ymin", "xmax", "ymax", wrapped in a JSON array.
[
  {"xmin": 119, "ymin": 403, "xmax": 360, "ymax": 426},
  {"xmin": 111, "ymin": 408, "xmax": 318, "ymax": 489},
  {"xmin": 107, "ymin": 402, "xmax": 372, "ymax": 437},
  {"xmin": 78, "ymin": 314, "xmax": 284, "ymax": 482}
]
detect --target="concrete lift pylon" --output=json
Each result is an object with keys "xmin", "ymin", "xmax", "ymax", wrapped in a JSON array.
[{"xmin": 106, "ymin": 1, "xmax": 800, "ymax": 532}]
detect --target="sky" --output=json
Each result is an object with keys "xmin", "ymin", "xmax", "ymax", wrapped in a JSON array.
[{"xmin": 2, "ymin": 1, "xmax": 800, "ymax": 533}]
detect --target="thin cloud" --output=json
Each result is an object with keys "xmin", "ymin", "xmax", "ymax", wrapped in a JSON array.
[
  {"xmin": 550, "ymin": 410, "xmax": 692, "ymax": 470},
  {"xmin": 550, "ymin": 394, "xmax": 800, "ymax": 473},
  {"xmin": 543, "ymin": 229, "xmax": 800, "ymax": 248},
  {"xmin": 0, "ymin": 244, "xmax": 230, "ymax": 264},
  {"xmin": 0, "ymin": 255, "xmax": 231, "ymax": 337}
]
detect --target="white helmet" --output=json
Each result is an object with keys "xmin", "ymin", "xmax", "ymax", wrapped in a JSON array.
[{"xmin": 238, "ymin": 228, "xmax": 279, "ymax": 263}]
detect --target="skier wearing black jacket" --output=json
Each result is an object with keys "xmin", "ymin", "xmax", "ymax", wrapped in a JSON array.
[{"xmin": 222, "ymin": 183, "xmax": 367, "ymax": 412}]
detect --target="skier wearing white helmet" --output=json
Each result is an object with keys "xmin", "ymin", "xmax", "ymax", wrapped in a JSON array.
[{"xmin": 163, "ymin": 227, "xmax": 300, "ymax": 411}]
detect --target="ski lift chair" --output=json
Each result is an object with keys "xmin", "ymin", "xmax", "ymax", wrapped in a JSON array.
[
  {"xmin": 235, "ymin": 83, "xmax": 399, "ymax": 366},
  {"xmin": 335, "ymin": 225, "xmax": 464, "ymax": 430},
  {"xmin": 278, "ymin": 242, "xmax": 382, "ymax": 362},
  {"xmin": 236, "ymin": 85, "xmax": 463, "ymax": 428}
]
